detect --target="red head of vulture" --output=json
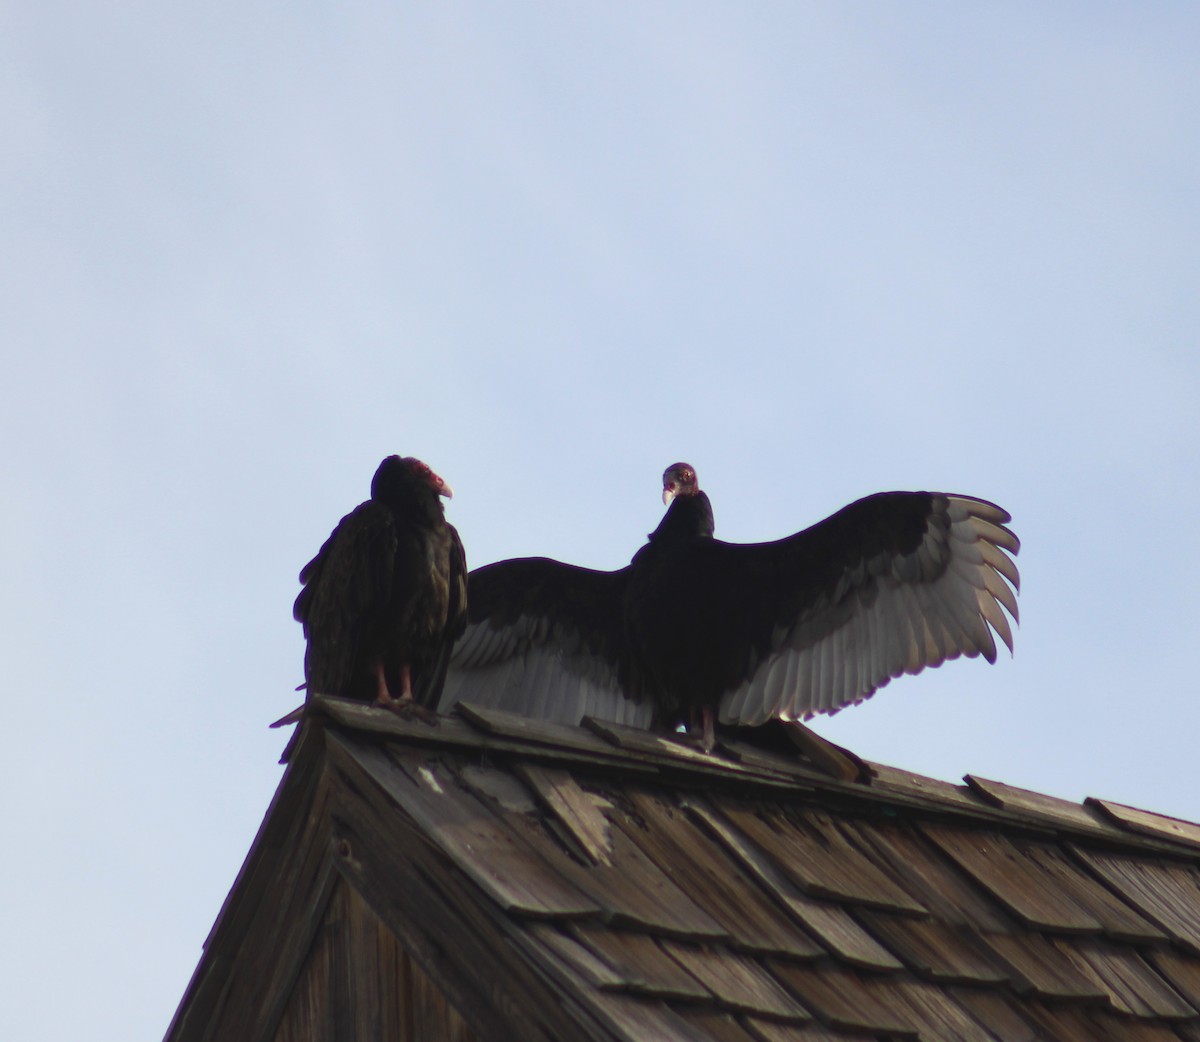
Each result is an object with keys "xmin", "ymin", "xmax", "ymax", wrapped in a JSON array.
[{"xmin": 442, "ymin": 463, "xmax": 1018, "ymax": 751}]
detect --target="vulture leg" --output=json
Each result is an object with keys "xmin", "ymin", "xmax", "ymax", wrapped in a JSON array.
[
  {"xmin": 689, "ymin": 706, "xmax": 716, "ymax": 754},
  {"xmin": 375, "ymin": 661, "xmax": 439, "ymax": 725},
  {"xmin": 371, "ymin": 660, "xmax": 397, "ymax": 708},
  {"xmin": 700, "ymin": 706, "xmax": 715, "ymax": 754}
]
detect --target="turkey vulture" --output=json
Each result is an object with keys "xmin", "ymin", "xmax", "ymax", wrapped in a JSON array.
[
  {"xmin": 442, "ymin": 463, "xmax": 1018, "ymax": 750},
  {"xmin": 292, "ymin": 455, "xmax": 467, "ymax": 717}
]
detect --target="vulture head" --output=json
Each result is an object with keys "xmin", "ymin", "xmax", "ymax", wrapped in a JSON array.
[
  {"xmin": 662, "ymin": 462, "xmax": 700, "ymax": 505},
  {"xmin": 372, "ymin": 455, "xmax": 455, "ymax": 503}
]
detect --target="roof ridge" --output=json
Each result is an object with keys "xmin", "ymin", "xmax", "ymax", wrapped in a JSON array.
[{"xmin": 289, "ymin": 694, "xmax": 1200, "ymax": 860}]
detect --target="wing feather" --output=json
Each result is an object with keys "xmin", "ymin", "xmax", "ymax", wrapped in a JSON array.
[
  {"xmin": 824, "ymin": 625, "xmax": 843, "ymax": 713},
  {"xmin": 719, "ymin": 492, "xmax": 1019, "ymax": 725},
  {"xmin": 440, "ymin": 556, "xmax": 635, "ymax": 726},
  {"xmin": 839, "ymin": 617, "xmax": 858, "ymax": 706},
  {"xmin": 293, "ymin": 501, "xmax": 397, "ymax": 698},
  {"xmin": 896, "ymin": 592, "xmax": 920, "ymax": 669},
  {"xmin": 976, "ymin": 587, "xmax": 1015, "ymax": 654},
  {"xmin": 980, "ymin": 539, "xmax": 1021, "ymax": 590},
  {"xmin": 412, "ymin": 521, "xmax": 469, "ymax": 709},
  {"xmin": 982, "ymin": 565, "xmax": 1020, "ymax": 622}
]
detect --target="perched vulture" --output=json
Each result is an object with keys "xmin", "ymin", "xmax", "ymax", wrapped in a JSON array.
[
  {"xmin": 293, "ymin": 455, "xmax": 467, "ymax": 717},
  {"xmin": 442, "ymin": 463, "xmax": 1019, "ymax": 750}
]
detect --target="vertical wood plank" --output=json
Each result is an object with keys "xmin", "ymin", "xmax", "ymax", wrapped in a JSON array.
[{"xmin": 271, "ymin": 877, "xmax": 481, "ymax": 1042}]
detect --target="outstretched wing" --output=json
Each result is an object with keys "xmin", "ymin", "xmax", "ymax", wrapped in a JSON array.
[
  {"xmin": 293, "ymin": 501, "xmax": 397, "ymax": 699},
  {"xmin": 714, "ymin": 492, "xmax": 1019, "ymax": 725},
  {"xmin": 440, "ymin": 556, "xmax": 648, "ymax": 727}
]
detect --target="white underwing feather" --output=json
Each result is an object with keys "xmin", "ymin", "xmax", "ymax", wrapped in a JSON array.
[
  {"xmin": 968, "ymin": 517, "xmax": 1020, "ymax": 554},
  {"xmin": 980, "ymin": 540, "xmax": 1020, "ymax": 589},
  {"xmin": 977, "ymin": 589, "xmax": 1014, "ymax": 654},
  {"xmin": 983, "ymin": 567, "xmax": 1019, "ymax": 621}
]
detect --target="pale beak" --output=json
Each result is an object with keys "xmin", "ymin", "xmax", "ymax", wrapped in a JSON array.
[{"xmin": 662, "ymin": 485, "xmax": 676, "ymax": 506}]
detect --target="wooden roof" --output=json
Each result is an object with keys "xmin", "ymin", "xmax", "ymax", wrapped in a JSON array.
[{"xmin": 167, "ymin": 698, "xmax": 1200, "ymax": 1042}]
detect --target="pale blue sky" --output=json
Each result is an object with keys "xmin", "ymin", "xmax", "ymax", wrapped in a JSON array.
[{"xmin": 3, "ymin": 4, "xmax": 1198, "ymax": 1039}]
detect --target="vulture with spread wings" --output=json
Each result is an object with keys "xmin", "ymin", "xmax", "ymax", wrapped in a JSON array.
[
  {"xmin": 293, "ymin": 455, "xmax": 468, "ymax": 717},
  {"xmin": 441, "ymin": 463, "xmax": 1018, "ymax": 750}
]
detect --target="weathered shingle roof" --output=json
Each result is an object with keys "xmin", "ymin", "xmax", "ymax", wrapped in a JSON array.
[{"xmin": 167, "ymin": 697, "xmax": 1200, "ymax": 1042}]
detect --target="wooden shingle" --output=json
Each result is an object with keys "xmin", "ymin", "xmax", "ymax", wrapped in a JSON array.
[
  {"xmin": 340, "ymin": 741, "xmax": 600, "ymax": 919},
  {"xmin": 862, "ymin": 977, "xmax": 1003, "ymax": 1042},
  {"xmin": 617, "ymin": 790, "xmax": 825, "ymax": 959},
  {"xmin": 765, "ymin": 962, "xmax": 916, "ymax": 1036},
  {"xmin": 740, "ymin": 1018, "xmax": 855, "ymax": 1042},
  {"xmin": 856, "ymin": 911, "xmax": 1010, "ymax": 984},
  {"xmin": 1088, "ymin": 798, "xmax": 1200, "ymax": 850},
  {"xmin": 1150, "ymin": 950, "xmax": 1200, "ymax": 1010},
  {"xmin": 980, "ymin": 930, "xmax": 1109, "ymax": 1001},
  {"xmin": 657, "ymin": 940, "xmax": 811, "ymax": 1021},
  {"xmin": 838, "ymin": 819, "xmax": 1014, "ymax": 932},
  {"xmin": 717, "ymin": 800, "xmax": 926, "ymax": 913},
  {"xmin": 1053, "ymin": 940, "xmax": 1195, "ymax": 1018},
  {"xmin": 685, "ymin": 798, "xmax": 904, "ymax": 969},
  {"xmin": 924, "ymin": 825, "xmax": 1104, "ymax": 933},
  {"xmin": 448, "ymin": 757, "xmax": 729, "ymax": 940},
  {"xmin": 570, "ymin": 925, "xmax": 712, "ymax": 1001},
  {"xmin": 1072, "ymin": 846, "xmax": 1200, "ymax": 956},
  {"xmin": 948, "ymin": 986, "xmax": 1042, "ymax": 1042}
]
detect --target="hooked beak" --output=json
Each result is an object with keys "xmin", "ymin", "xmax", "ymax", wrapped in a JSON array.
[
  {"xmin": 662, "ymin": 484, "xmax": 676, "ymax": 506},
  {"xmin": 427, "ymin": 468, "xmax": 453, "ymax": 499}
]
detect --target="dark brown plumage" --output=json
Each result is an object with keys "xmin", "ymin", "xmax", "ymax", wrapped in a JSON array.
[
  {"xmin": 293, "ymin": 455, "xmax": 467, "ymax": 715},
  {"xmin": 442, "ymin": 463, "xmax": 1019, "ymax": 751}
]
